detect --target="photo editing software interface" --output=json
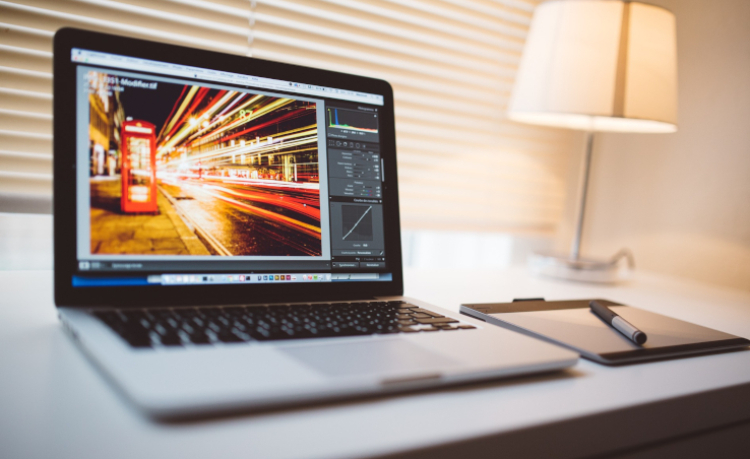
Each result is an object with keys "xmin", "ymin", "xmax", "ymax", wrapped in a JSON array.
[{"xmin": 71, "ymin": 48, "xmax": 391, "ymax": 287}]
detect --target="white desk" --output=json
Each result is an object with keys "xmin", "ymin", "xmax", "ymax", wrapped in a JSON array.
[{"xmin": 1, "ymin": 268, "xmax": 750, "ymax": 459}]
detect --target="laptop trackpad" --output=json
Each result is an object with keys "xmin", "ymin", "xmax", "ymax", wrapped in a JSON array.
[{"xmin": 281, "ymin": 339, "xmax": 457, "ymax": 377}]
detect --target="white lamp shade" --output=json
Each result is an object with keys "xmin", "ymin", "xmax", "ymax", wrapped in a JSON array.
[{"xmin": 508, "ymin": 0, "xmax": 678, "ymax": 133}]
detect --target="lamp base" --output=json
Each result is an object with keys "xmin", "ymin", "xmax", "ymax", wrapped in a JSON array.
[{"xmin": 528, "ymin": 251, "xmax": 633, "ymax": 284}]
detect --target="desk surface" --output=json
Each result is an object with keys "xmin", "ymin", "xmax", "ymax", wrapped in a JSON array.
[{"xmin": 1, "ymin": 267, "xmax": 750, "ymax": 459}]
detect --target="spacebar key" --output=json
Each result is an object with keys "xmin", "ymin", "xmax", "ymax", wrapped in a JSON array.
[{"xmin": 414, "ymin": 317, "xmax": 458, "ymax": 324}]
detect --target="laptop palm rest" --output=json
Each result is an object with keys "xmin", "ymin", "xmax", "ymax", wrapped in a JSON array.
[{"xmin": 281, "ymin": 340, "xmax": 458, "ymax": 377}]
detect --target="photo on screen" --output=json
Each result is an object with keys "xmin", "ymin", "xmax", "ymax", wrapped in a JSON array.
[{"xmin": 86, "ymin": 71, "xmax": 322, "ymax": 257}]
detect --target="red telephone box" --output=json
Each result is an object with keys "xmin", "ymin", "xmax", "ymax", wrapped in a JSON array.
[{"xmin": 121, "ymin": 120, "xmax": 158, "ymax": 213}]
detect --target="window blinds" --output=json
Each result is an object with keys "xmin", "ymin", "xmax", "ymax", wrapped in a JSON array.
[
  {"xmin": 1, "ymin": 0, "xmax": 574, "ymax": 233},
  {"xmin": 0, "ymin": 0, "xmax": 252, "ymax": 196}
]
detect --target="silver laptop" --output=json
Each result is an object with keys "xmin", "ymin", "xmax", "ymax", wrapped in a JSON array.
[{"xmin": 52, "ymin": 28, "xmax": 578, "ymax": 419}]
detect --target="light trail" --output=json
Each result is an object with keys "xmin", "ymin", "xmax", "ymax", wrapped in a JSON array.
[
  {"xmin": 215, "ymin": 108, "xmax": 307, "ymax": 144},
  {"xmin": 213, "ymin": 92, "xmax": 247, "ymax": 119},
  {"xmin": 161, "ymin": 85, "xmax": 198, "ymax": 138},
  {"xmin": 158, "ymin": 171, "xmax": 320, "ymax": 192},
  {"xmin": 161, "ymin": 175, "xmax": 320, "ymax": 217},
  {"xmin": 181, "ymin": 90, "xmax": 239, "ymax": 143},
  {"xmin": 202, "ymin": 184, "xmax": 320, "ymax": 221},
  {"xmin": 157, "ymin": 84, "xmax": 188, "ymax": 139},
  {"xmin": 203, "ymin": 93, "xmax": 264, "ymax": 132},
  {"xmin": 170, "ymin": 94, "xmax": 265, "ymax": 149},
  {"xmin": 163, "ymin": 86, "xmax": 210, "ymax": 141},
  {"xmin": 169, "ymin": 181, "xmax": 321, "ymax": 239},
  {"xmin": 198, "ymin": 98, "xmax": 294, "ymax": 141},
  {"xmin": 159, "ymin": 171, "xmax": 319, "ymax": 190},
  {"xmin": 159, "ymin": 127, "xmax": 317, "ymax": 169}
]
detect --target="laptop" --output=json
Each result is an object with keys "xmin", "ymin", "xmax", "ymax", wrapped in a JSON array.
[{"xmin": 53, "ymin": 28, "xmax": 578, "ymax": 419}]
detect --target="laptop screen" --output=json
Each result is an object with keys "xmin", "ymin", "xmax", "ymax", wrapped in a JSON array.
[{"xmin": 71, "ymin": 48, "xmax": 391, "ymax": 288}]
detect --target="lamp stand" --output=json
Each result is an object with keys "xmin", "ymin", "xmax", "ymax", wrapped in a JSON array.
[
  {"xmin": 571, "ymin": 131, "xmax": 595, "ymax": 260},
  {"xmin": 528, "ymin": 132, "xmax": 634, "ymax": 283}
]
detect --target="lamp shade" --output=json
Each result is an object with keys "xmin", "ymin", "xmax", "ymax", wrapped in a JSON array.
[{"xmin": 508, "ymin": 0, "xmax": 678, "ymax": 133}]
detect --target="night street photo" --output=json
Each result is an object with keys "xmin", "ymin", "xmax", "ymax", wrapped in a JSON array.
[{"xmin": 86, "ymin": 70, "xmax": 322, "ymax": 257}]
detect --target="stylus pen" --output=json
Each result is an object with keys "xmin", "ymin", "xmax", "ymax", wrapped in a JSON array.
[{"xmin": 589, "ymin": 301, "xmax": 648, "ymax": 345}]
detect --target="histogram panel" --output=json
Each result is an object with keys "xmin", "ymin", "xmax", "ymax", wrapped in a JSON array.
[{"xmin": 328, "ymin": 108, "xmax": 378, "ymax": 133}]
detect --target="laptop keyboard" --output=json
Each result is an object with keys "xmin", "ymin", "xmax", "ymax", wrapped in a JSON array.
[{"xmin": 93, "ymin": 301, "xmax": 476, "ymax": 348}]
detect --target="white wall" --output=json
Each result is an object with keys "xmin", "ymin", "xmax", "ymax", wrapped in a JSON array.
[{"xmin": 565, "ymin": 0, "xmax": 750, "ymax": 291}]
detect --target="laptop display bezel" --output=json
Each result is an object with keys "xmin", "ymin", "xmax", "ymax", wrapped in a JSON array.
[{"xmin": 53, "ymin": 28, "xmax": 404, "ymax": 308}]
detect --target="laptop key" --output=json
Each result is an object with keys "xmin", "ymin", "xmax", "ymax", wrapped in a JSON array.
[
  {"xmin": 414, "ymin": 317, "xmax": 458, "ymax": 324},
  {"xmin": 159, "ymin": 332, "xmax": 182, "ymax": 346},
  {"xmin": 217, "ymin": 331, "xmax": 245, "ymax": 343},
  {"xmin": 127, "ymin": 337, "xmax": 152, "ymax": 348},
  {"xmin": 188, "ymin": 331, "xmax": 211, "ymax": 345},
  {"xmin": 411, "ymin": 308, "xmax": 445, "ymax": 318},
  {"xmin": 411, "ymin": 313, "xmax": 432, "ymax": 319}
]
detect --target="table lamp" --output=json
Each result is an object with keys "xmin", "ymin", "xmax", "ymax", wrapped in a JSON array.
[{"xmin": 508, "ymin": 0, "xmax": 678, "ymax": 282}]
